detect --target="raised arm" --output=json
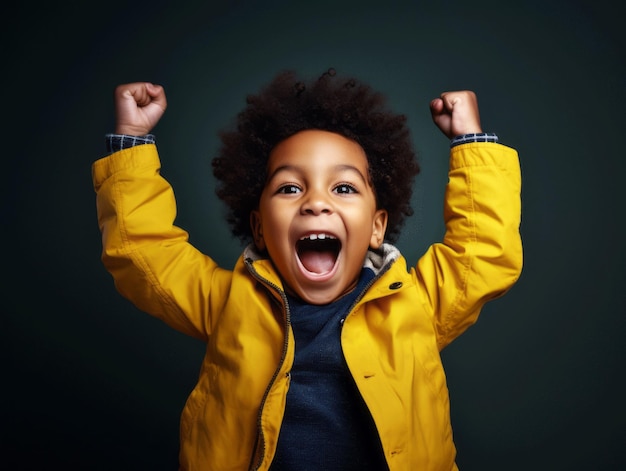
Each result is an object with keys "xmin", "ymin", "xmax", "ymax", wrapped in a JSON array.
[
  {"xmin": 93, "ymin": 83, "xmax": 228, "ymax": 341},
  {"xmin": 417, "ymin": 91, "xmax": 523, "ymax": 350}
]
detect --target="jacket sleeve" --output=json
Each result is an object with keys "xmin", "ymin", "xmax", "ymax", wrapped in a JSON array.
[
  {"xmin": 414, "ymin": 142, "xmax": 523, "ymax": 350},
  {"xmin": 92, "ymin": 144, "xmax": 231, "ymax": 341}
]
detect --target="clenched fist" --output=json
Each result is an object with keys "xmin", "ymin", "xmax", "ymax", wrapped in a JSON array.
[
  {"xmin": 114, "ymin": 82, "xmax": 167, "ymax": 136},
  {"xmin": 430, "ymin": 90, "xmax": 482, "ymax": 139}
]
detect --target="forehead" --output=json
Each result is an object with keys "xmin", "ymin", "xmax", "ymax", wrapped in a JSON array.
[{"xmin": 268, "ymin": 130, "xmax": 368, "ymax": 172}]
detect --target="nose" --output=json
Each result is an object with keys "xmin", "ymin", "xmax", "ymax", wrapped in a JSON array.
[{"xmin": 300, "ymin": 188, "xmax": 333, "ymax": 215}]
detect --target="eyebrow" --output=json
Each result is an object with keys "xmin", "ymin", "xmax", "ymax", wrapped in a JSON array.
[{"xmin": 267, "ymin": 164, "xmax": 369, "ymax": 185}]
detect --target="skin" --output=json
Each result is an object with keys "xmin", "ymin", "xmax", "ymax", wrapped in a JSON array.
[{"xmin": 113, "ymin": 82, "xmax": 483, "ymax": 304}]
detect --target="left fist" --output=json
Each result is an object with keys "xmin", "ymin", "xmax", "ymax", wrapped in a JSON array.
[{"xmin": 430, "ymin": 90, "xmax": 482, "ymax": 139}]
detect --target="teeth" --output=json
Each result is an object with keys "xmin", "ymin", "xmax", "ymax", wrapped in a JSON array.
[{"xmin": 300, "ymin": 233, "xmax": 336, "ymax": 241}]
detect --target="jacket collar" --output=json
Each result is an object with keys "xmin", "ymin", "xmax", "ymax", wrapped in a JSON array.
[{"xmin": 243, "ymin": 242, "xmax": 410, "ymax": 307}]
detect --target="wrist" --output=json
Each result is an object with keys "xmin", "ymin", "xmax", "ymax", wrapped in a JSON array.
[{"xmin": 115, "ymin": 121, "xmax": 152, "ymax": 135}]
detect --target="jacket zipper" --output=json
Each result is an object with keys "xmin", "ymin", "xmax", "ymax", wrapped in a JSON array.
[{"xmin": 245, "ymin": 258, "xmax": 291, "ymax": 471}]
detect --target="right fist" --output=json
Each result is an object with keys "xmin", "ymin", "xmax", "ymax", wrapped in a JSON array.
[{"xmin": 114, "ymin": 82, "xmax": 167, "ymax": 136}]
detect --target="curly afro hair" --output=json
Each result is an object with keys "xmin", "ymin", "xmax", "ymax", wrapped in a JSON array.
[{"xmin": 212, "ymin": 68, "xmax": 420, "ymax": 245}]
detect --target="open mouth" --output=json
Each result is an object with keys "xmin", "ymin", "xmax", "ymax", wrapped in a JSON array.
[{"xmin": 296, "ymin": 233, "xmax": 341, "ymax": 275}]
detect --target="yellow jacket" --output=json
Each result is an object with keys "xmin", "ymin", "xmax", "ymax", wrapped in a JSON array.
[{"xmin": 92, "ymin": 142, "xmax": 522, "ymax": 470}]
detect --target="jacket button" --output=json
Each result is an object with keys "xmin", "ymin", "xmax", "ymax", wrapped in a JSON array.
[{"xmin": 389, "ymin": 282, "xmax": 402, "ymax": 290}]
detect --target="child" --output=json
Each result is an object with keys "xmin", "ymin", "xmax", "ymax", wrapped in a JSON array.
[{"xmin": 93, "ymin": 69, "xmax": 522, "ymax": 470}]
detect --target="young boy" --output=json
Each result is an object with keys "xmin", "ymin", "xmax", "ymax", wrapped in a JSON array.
[{"xmin": 93, "ymin": 69, "xmax": 522, "ymax": 470}]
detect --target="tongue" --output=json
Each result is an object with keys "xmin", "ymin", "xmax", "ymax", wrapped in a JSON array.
[{"xmin": 299, "ymin": 250, "xmax": 336, "ymax": 274}]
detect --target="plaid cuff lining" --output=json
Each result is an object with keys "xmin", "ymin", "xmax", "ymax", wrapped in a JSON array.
[
  {"xmin": 450, "ymin": 132, "xmax": 498, "ymax": 147},
  {"xmin": 104, "ymin": 132, "xmax": 497, "ymax": 153},
  {"xmin": 105, "ymin": 134, "xmax": 156, "ymax": 154}
]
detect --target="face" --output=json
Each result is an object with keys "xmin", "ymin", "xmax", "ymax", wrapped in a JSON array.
[{"xmin": 251, "ymin": 129, "xmax": 387, "ymax": 305}]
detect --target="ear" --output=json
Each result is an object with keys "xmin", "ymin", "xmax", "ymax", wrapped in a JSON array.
[
  {"xmin": 250, "ymin": 210, "xmax": 266, "ymax": 251},
  {"xmin": 369, "ymin": 209, "xmax": 388, "ymax": 249}
]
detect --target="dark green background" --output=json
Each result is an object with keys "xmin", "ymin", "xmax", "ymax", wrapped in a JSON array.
[{"xmin": 5, "ymin": 1, "xmax": 624, "ymax": 469}]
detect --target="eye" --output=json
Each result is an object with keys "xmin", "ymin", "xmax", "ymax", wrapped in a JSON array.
[
  {"xmin": 277, "ymin": 184, "xmax": 301, "ymax": 194},
  {"xmin": 334, "ymin": 183, "xmax": 358, "ymax": 194}
]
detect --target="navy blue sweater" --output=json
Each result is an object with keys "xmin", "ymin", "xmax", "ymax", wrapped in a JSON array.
[{"xmin": 270, "ymin": 268, "xmax": 389, "ymax": 470}]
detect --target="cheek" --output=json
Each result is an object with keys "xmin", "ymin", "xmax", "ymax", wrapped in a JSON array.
[
  {"xmin": 351, "ymin": 208, "xmax": 377, "ymax": 230},
  {"xmin": 260, "ymin": 212, "xmax": 291, "ymax": 250}
]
